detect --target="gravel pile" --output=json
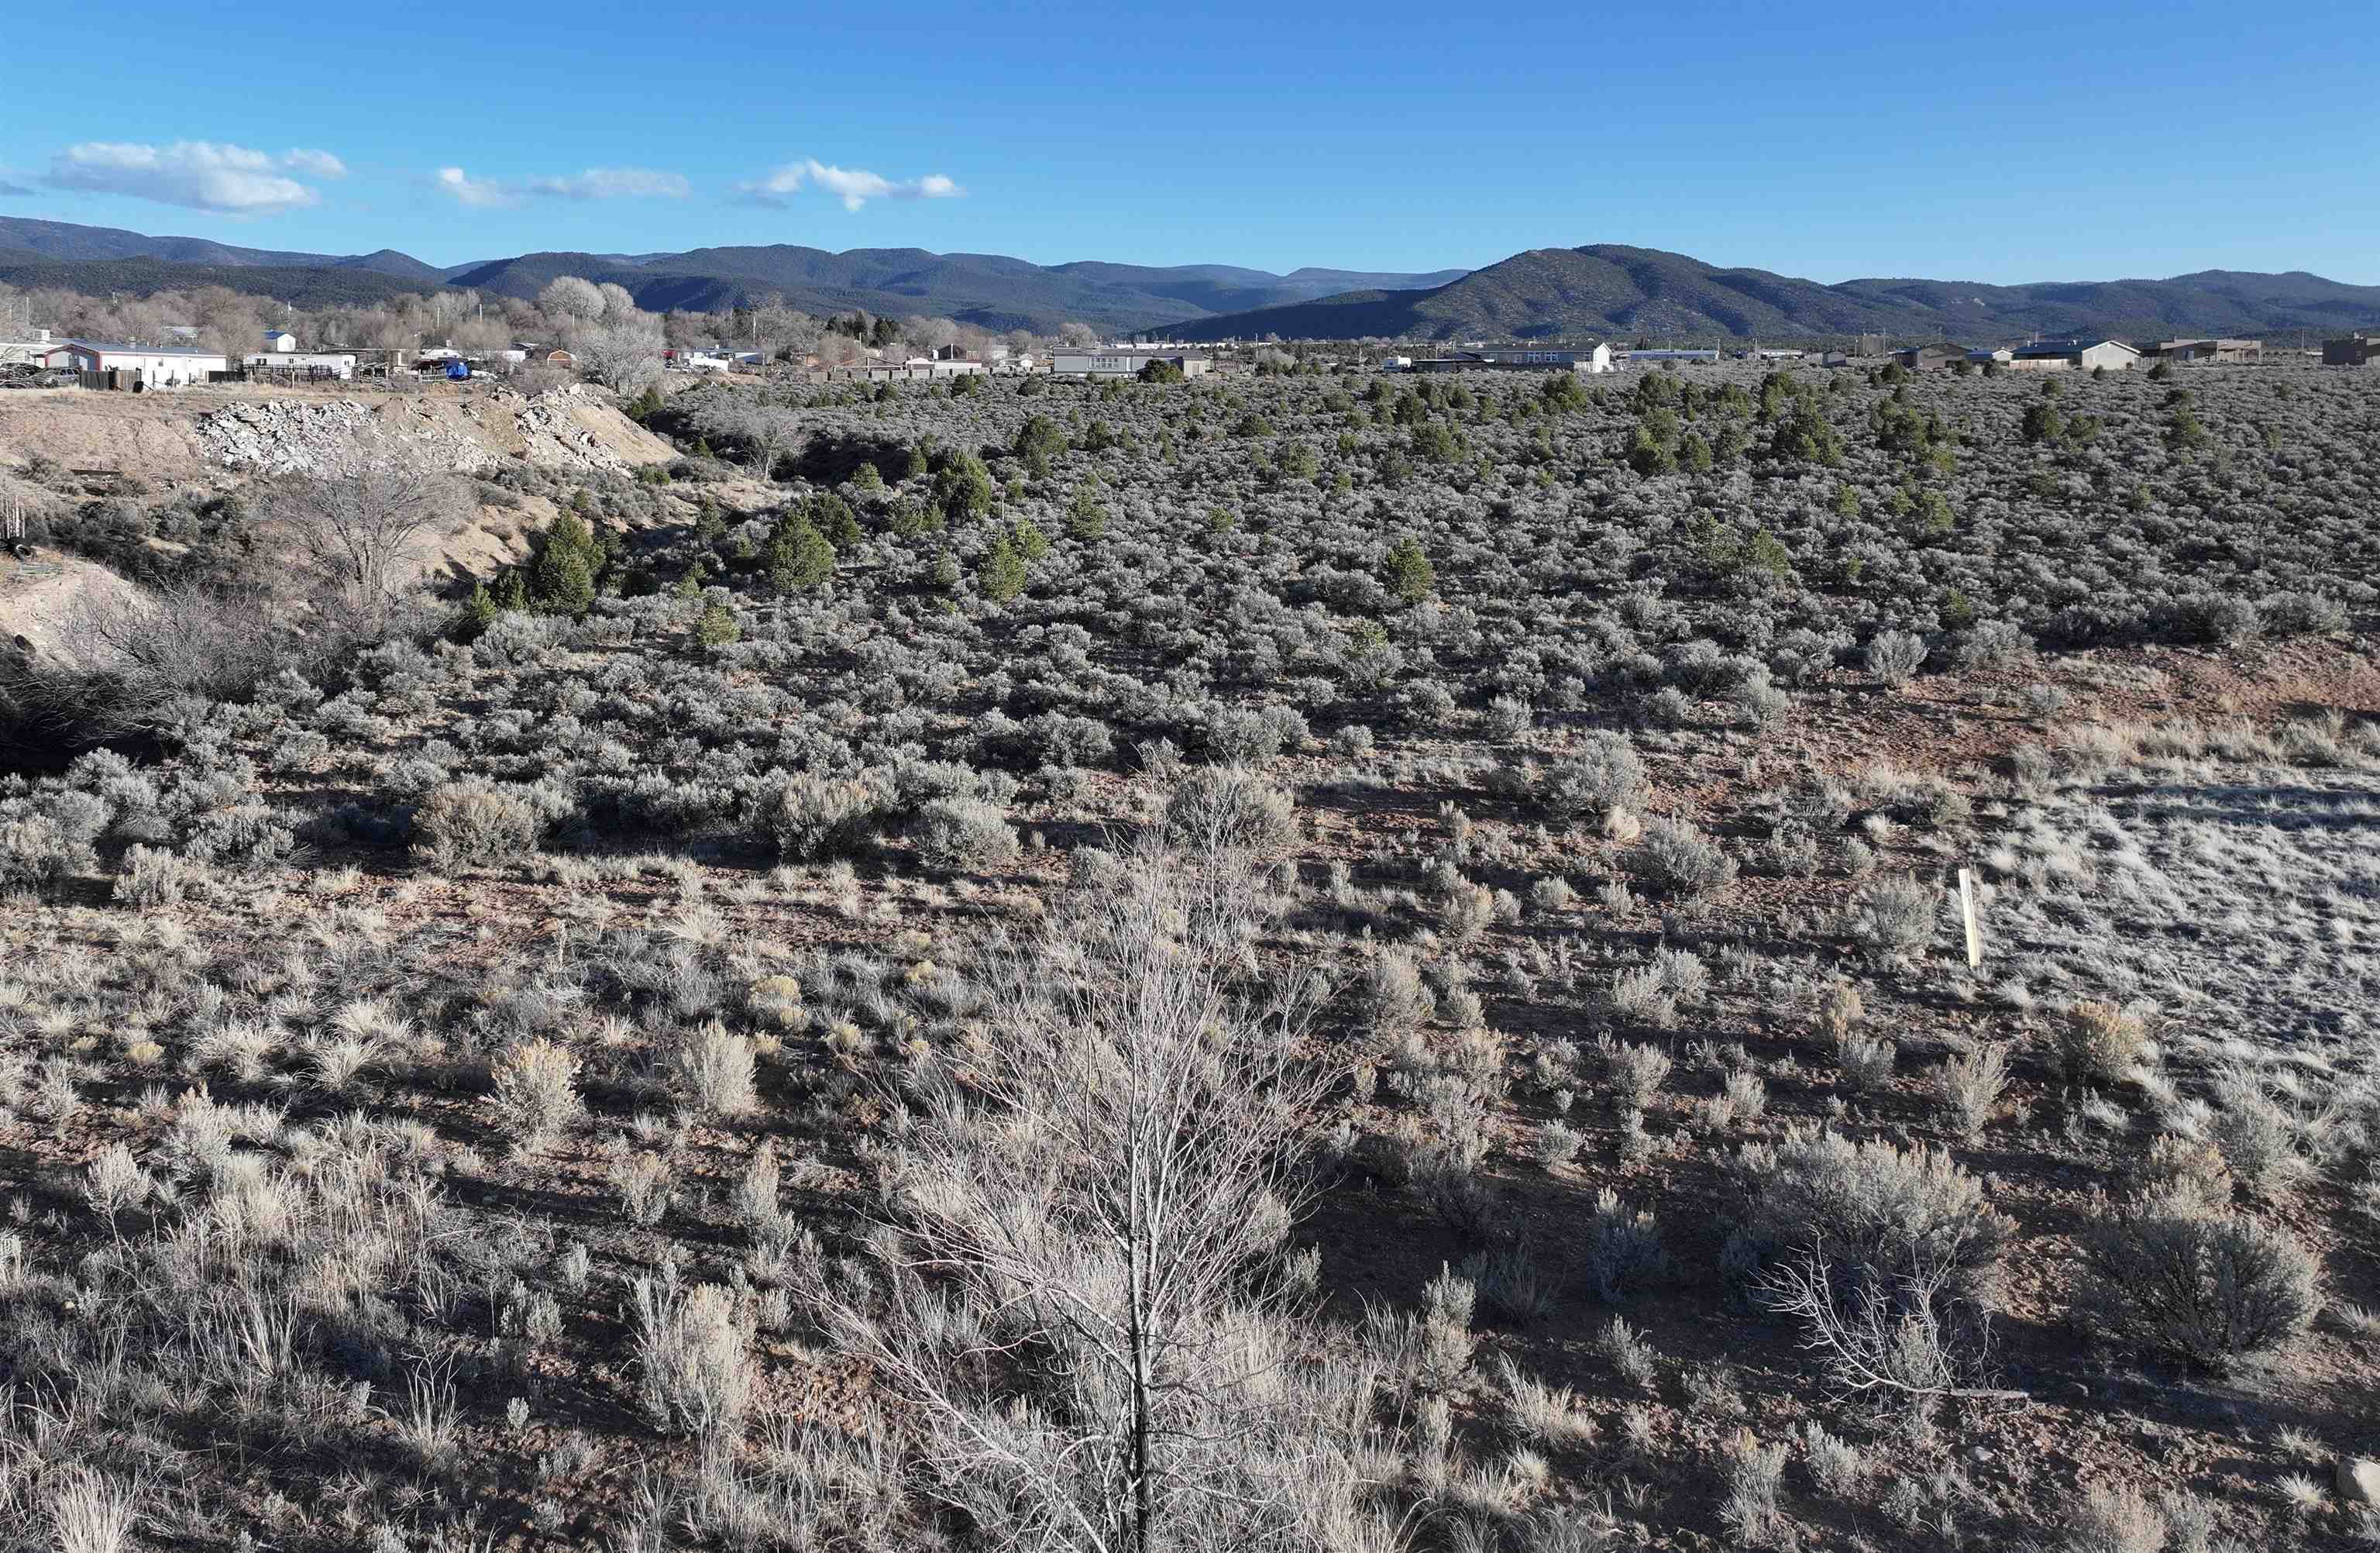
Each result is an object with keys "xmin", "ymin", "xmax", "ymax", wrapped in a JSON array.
[{"xmin": 194, "ymin": 399, "xmax": 494, "ymax": 477}]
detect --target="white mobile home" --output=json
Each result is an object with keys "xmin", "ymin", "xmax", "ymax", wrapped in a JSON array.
[
  {"xmin": 64, "ymin": 341, "xmax": 229, "ymax": 387},
  {"xmin": 1049, "ymin": 350, "xmax": 1212, "ymax": 378},
  {"xmin": 244, "ymin": 351, "xmax": 357, "ymax": 381}
]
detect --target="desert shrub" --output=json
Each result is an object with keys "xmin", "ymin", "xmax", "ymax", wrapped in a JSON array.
[
  {"xmin": 762, "ymin": 773, "xmax": 882, "ymax": 861},
  {"xmin": 2129, "ymin": 1137, "xmax": 2232, "ymax": 1214},
  {"xmin": 1801, "ymin": 1421, "xmax": 1863, "ymax": 1497},
  {"xmin": 2052, "ymin": 1001, "xmax": 2150, "ymax": 1087},
  {"xmin": 114, "ymin": 842, "xmax": 201, "ymax": 907},
  {"xmin": 490, "ymin": 1038, "xmax": 583, "ymax": 1150},
  {"xmin": 1864, "ymin": 628, "xmax": 1926, "ymax": 686},
  {"xmin": 2079, "ymin": 1198, "xmax": 2317, "ymax": 1370},
  {"xmin": 1935, "ymin": 1045, "xmax": 2009, "ymax": 1142},
  {"xmin": 1458, "ymin": 1244, "xmax": 1557, "ymax": 1327},
  {"xmin": 1032, "ymin": 712, "xmax": 1114, "ymax": 769},
  {"xmin": 1481, "ymin": 695, "xmax": 1532, "ymax": 742},
  {"xmin": 1841, "ymin": 875, "xmax": 1938, "ymax": 956},
  {"xmin": 2205, "ymin": 1069, "xmax": 2316, "ymax": 1197},
  {"xmin": 2261, "ymin": 591, "xmax": 2347, "ymax": 636},
  {"xmin": 1364, "ymin": 948, "xmax": 1432, "ymax": 1039},
  {"xmin": 2054, "ymin": 1482, "xmax": 2168, "ymax": 1553},
  {"xmin": 1528, "ymin": 876, "xmax": 1576, "ymax": 914},
  {"xmin": 1541, "ymin": 732, "xmax": 1647, "ymax": 820},
  {"xmin": 415, "ymin": 780, "xmax": 540, "ymax": 869},
  {"xmin": 1719, "ymin": 1431, "xmax": 1787, "ymax": 1544},
  {"xmin": 1597, "ymin": 1314, "xmax": 1659, "ymax": 1391},
  {"xmin": 1163, "ymin": 767, "xmax": 1297, "ymax": 855},
  {"xmin": 614, "ymin": 1152, "xmax": 674, "ymax": 1227},
  {"xmin": 0, "ymin": 810, "xmax": 93, "ymax": 890},
  {"xmin": 1835, "ymin": 1034, "xmax": 1896, "ymax": 1095},
  {"xmin": 670, "ymin": 1022, "xmax": 758, "ymax": 1116},
  {"xmin": 2172, "ymin": 592, "xmax": 2261, "ymax": 646},
  {"xmin": 1580, "ymin": 1188, "xmax": 1670, "ymax": 1303},
  {"xmin": 1626, "ymin": 818, "xmax": 1736, "ymax": 900},
  {"xmin": 1725, "ymin": 1131, "xmax": 2012, "ymax": 1312},
  {"xmin": 910, "ymin": 796, "xmax": 1020, "ymax": 873},
  {"xmin": 1605, "ymin": 966, "xmax": 1676, "ymax": 1029},
  {"xmin": 1605, "ymin": 1041, "xmax": 1672, "ymax": 1107},
  {"xmin": 631, "ymin": 1278, "xmax": 752, "ymax": 1438}
]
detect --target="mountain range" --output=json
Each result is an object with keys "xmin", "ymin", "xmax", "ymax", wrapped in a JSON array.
[
  {"xmin": 0, "ymin": 217, "xmax": 1460, "ymax": 333},
  {"xmin": 2, "ymin": 218, "xmax": 2375, "ymax": 342},
  {"xmin": 1164, "ymin": 245, "xmax": 2380, "ymax": 343}
]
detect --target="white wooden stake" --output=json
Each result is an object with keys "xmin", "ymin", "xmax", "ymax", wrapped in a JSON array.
[{"xmin": 1957, "ymin": 868, "xmax": 1983, "ymax": 969}]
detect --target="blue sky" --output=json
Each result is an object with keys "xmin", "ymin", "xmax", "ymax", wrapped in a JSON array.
[{"xmin": 4, "ymin": 0, "xmax": 2374, "ymax": 284}]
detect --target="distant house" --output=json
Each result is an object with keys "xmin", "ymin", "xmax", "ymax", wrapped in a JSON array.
[
  {"xmin": 1892, "ymin": 345, "xmax": 1965, "ymax": 371},
  {"xmin": 64, "ymin": 340, "xmax": 229, "ymax": 387},
  {"xmin": 669, "ymin": 349, "xmax": 735, "ymax": 372},
  {"xmin": 1409, "ymin": 346, "xmax": 1611, "ymax": 374},
  {"xmin": 1623, "ymin": 348, "xmax": 1721, "ymax": 364},
  {"xmin": 2322, "ymin": 335, "xmax": 2380, "ymax": 367},
  {"xmin": 1048, "ymin": 350, "xmax": 1212, "ymax": 379},
  {"xmin": 244, "ymin": 351, "xmax": 356, "ymax": 381},
  {"xmin": 2151, "ymin": 338, "xmax": 2261, "ymax": 363},
  {"xmin": 1967, "ymin": 347, "xmax": 2014, "ymax": 367},
  {"xmin": 0, "ymin": 328, "xmax": 67, "ymax": 370},
  {"xmin": 260, "ymin": 329, "xmax": 298, "ymax": 353},
  {"xmin": 2008, "ymin": 339, "xmax": 2139, "ymax": 372}
]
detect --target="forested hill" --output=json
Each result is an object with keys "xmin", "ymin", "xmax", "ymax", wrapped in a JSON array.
[{"xmin": 1162, "ymin": 244, "xmax": 2380, "ymax": 342}]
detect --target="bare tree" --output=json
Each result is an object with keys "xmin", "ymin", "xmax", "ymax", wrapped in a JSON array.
[
  {"xmin": 576, "ymin": 315, "xmax": 666, "ymax": 394},
  {"xmin": 804, "ymin": 840, "xmax": 1389, "ymax": 1553},
  {"xmin": 538, "ymin": 276, "xmax": 604, "ymax": 324},
  {"xmin": 262, "ymin": 464, "xmax": 463, "ymax": 625}
]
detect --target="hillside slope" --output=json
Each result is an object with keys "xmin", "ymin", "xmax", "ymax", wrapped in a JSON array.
[
  {"xmin": 0, "ymin": 253, "xmax": 449, "ymax": 308},
  {"xmin": 1168, "ymin": 244, "xmax": 2380, "ymax": 342},
  {"xmin": 0, "ymin": 216, "xmax": 442, "ymax": 277},
  {"xmin": 449, "ymin": 246, "xmax": 1464, "ymax": 332}
]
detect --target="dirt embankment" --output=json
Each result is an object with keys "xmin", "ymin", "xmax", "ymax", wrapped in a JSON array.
[
  {"xmin": 0, "ymin": 546, "xmax": 143, "ymax": 664},
  {"xmin": 0, "ymin": 381, "xmax": 674, "ymax": 490},
  {"xmin": 0, "ymin": 381, "xmax": 688, "ymax": 634}
]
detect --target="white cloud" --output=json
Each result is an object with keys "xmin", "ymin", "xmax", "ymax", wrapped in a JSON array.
[
  {"xmin": 280, "ymin": 149, "xmax": 349, "ymax": 178},
  {"xmin": 435, "ymin": 166, "xmax": 519, "ymax": 208},
  {"xmin": 527, "ymin": 167, "xmax": 690, "ymax": 200},
  {"xmin": 435, "ymin": 165, "xmax": 690, "ymax": 208},
  {"xmin": 43, "ymin": 141, "xmax": 341, "ymax": 214},
  {"xmin": 737, "ymin": 159, "xmax": 963, "ymax": 211}
]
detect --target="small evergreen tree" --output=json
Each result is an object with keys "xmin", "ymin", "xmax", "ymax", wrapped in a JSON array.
[
  {"xmin": 1383, "ymin": 535, "xmax": 1434, "ymax": 604},
  {"xmin": 458, "ymin": 580, "xmax": 500, "ymax": 641},
  {"xmin": 931, "ymin": 449, "xmax": 996, "ymax": 524},
  {"xmin": 528, "ymin": 514, "xmax": 602, "ymax": 615},
  {"xmin": 1065, "ymin": 484, "xmax": 1109, "ymax": 542},
  {"xmin": 693, "ymin": 602, "xmax": 741, "ymax": 650},
  {"xmin": 767, "ymin": 512, "xmax": 836, "ymax": 594},
  {"xmin": 979, "ymin": 536, "xmax": 1027, "ymax": 602}
]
